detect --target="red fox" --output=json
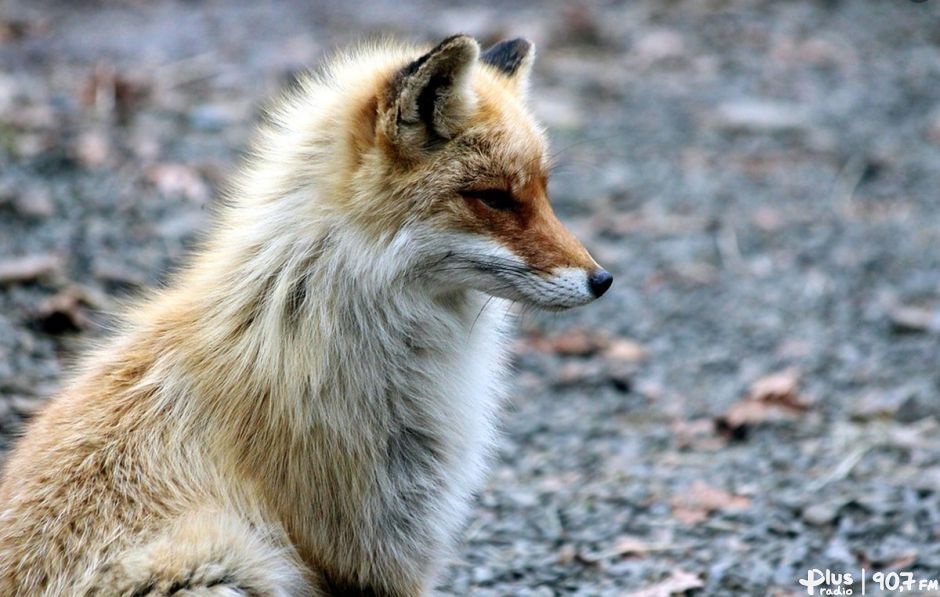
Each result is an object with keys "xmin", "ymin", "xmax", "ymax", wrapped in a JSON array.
[{"xmin": 0, "ymin": 35, "xmax": 611, "ymax": 595}]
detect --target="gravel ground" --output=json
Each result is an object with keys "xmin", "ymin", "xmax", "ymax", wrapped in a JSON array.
[{"xmin": 2, "ymin": 1, "xmax": 940, "ymax": 595}]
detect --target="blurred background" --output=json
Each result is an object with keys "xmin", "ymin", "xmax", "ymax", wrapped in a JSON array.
[{"xmin": 1, "ymin": 1, "xmax": 939, "ymax": 594}]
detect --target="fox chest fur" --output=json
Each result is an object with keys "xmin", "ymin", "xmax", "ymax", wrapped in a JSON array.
[{"xmin": 245, "ymin": 276, "xmax": 512, "ymax": 587}]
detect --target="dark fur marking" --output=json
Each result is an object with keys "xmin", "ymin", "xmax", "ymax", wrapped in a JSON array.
[
  {"xmin": 204, "ymin": 574, "xmax": 255, "ymax": 595},
  {"xmin": 321, "ymin": 572, "xmax": 394, "ymax": 597},
  {"xmin": 128, "ymin": 579, "xmax": 156, "ymax": 597},
  {"xmin": 233, "ymin": 267, "xmax": 280, "ymax": 337},
  {"xmin": 481, "ymin": 38, "xmax": 532, "ymax": 76},
  {"xmin": 381, "ymin": 422, "xmax": 446, "ymax": 543},
  {"xmin": 282, "ymin": 235, "xmax": 331, "ymax": 331},
  {"xmin": 166, "ymin": 578, "xmax": 191, "ymax": 595},
  {"xmin": 416, "ymin": 73, "xmax": 451, "ymax": 147},
  {"xmin": 284, "ymin": 270, "xmax": 310, "ymax": 329}
]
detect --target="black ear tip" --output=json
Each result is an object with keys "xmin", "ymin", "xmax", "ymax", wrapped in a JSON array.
[
  {"xmin": 505, "ymin": 38, "xmax": 533, "ymax": 52},
  {"xmin": 480, "ymin": 38, "xmax": 534, "ymax": 76},
  {"xmin": 433, "ymin": 34, "xmax": 480, "ymax": 56}
]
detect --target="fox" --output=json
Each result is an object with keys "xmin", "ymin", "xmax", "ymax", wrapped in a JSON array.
[{"xmin": 0, "ymin": 35, "xmax": 612, "ymax": 595}]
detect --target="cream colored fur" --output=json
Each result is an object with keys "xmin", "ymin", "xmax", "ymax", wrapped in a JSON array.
[{"xmin": 0, "ymin": 35, "xmax": 607, "ymax": 595}]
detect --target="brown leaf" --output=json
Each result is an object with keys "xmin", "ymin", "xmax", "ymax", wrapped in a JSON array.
[
  {"xmin": 747, "ymin": 368, "xmax": 803, "ymax": 405},
  {"xmin": 610, "ymin": 535, "xmax": 655, "ymax": 557},
  {"xmin": 0, "ymin": 254, "xmax": 62, "ymax": 284},
  {"xmin": 717, "ymin": 368, "xmax": 809, "ymax": 433},
  {"xmin": 578, "ymin": 535, "xmax": 656, "ymax": 563},
  {"xmin": 671, "ymin": 418, "xmax": 724, "ymax": 451},
  {"xmin": 720, "ymin": 399, "xmax": 794, "ymax": 430},
  {"xmin": 671, "ymin": 481, "xmax": 751, "ymax": 525},
  {"xmin": 554, "ymin": 360, "xmax": 604, "ymax": 386},
  {"xmin": 881, "ymin": 550, "xmax": 918, "ymax": 571},
  {"xmin": 628, "ymin": 570, "xmax": 704, "ymax": 597},
  {"xmin": 521, "ymin": 329, "xmax": 646, "ymax": 361},
  {"xmin": 540, "ymin": 328, "xmax": 602, "ymax": 356},
  {"xmin": 671, "ymin": 505, "xmax": 709, "ymax": 525},
  {"xmin": 80, "ymin": 62, "xmax": 149, "ymax": 122},
  {"xmin": 604, "ymin": 338, "xmax": 648, "ymax": 364}
]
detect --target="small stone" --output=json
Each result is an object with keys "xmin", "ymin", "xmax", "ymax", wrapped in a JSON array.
[
  {"xmin": 471, "ymin": 566, "xmax": 494, "ymax": 584},
  {"xmin": 14, "ymin": 186, "xmax": 55, "ymax": 218},
  {"xmin": 0, "ymin": 254, "xmax": 62, "ymax": 283},
  {"xmin": 889, "ymin": 305, "xmax": 940, "ymax": 334},
  {"xmin": 188, "ymin": 104, "xmax": 236, "ymax": 132},
  {"xmin": 928, "ymin": 106, "xmax": 940, "ymax": 146},
  {"xmin": 10, "ymin": 395, "xmax": 44, "ymax": 417},
  {"xmin": 895, "ymin": 393, "xmax": 934, "ymax": 424},
  {"xmin": 802, "ymin": 501, "xmax": 839, "ymax": 526},
  {"xmin": 74, "ymin": 130, "xmax": 111, "ymax": 168},
  {"xmin": 633, "ymin": 29, "xmax": 686, "ymax": 63},
  {"xmin": 711, "ymin": 100, "xmax": 812, "ymax": 134}
]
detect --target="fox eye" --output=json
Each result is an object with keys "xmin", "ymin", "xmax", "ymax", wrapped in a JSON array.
[{"xmin": 459, "ymin": 188, "xmax": 517, "ymax": 212}]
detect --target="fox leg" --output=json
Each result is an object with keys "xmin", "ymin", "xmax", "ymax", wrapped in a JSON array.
[{"xmin": 91, "ymin": 509, "xmax": 314, "ymax": 596}]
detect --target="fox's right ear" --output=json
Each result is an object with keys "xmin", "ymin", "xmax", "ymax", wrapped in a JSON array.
[{"xmin": 381, "ymin": 35, "xmax": 479, "ymax": 158}]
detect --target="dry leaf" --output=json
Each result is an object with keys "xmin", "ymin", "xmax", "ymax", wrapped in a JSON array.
[
  {"xmin": 747, "ymin": 368, "xmax": 803, "ymax": 405},
  {"xmin": 628, "ymin": 569, "xmax": 704, "ymax": 597},
  {"xmin": 720, "ymin": 399, "xmax": 796, "ymax": 430},
  {"xmin": 671, "ymin": 481, "xmax": 751, "ymax": 525},
  {"xmin": 604, "ymin": 337, "xmax": 648, "ymax": 364},
  {"xmin": 578, "ymin": 535, "xmax": 655, "ymax": 563},
  {"xmin": 717, "ymin": 368, "xmax": 809, "ymax": 433},
  {"xmin": 539, "ymin": 328, "xmax": 601, "ymax": 356},
  {"xmin": 671, "ymin": 418, "xmax": 724, "ymax": 451},
  {"xmin": 672, "ymin": 505, "xmax": 709, "ymax": 525},
  {"xmin": 882, "ymin": 551, "xmax": 918, "ymax": 571},
  {"xmin": 521, "ymin": 329, "xmax": 646, "ymax": 362},
  {"xmin": 80, "ymin": 62, "xmax": 148, "ymax": 122},
  {"xmin": 554, "ymin": 360, "xmax": 604, "ymax": 386},
  {"xmin": 611, "ymin": 536, "xmax": 652, "ymax": 555}
]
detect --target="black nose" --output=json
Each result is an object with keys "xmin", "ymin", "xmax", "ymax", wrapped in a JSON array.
[{"xmin": 588, "ymin": 269, "xmax": 613, "ymax": 298}]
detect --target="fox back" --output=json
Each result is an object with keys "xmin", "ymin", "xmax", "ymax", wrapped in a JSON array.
[{"xmin": 0, "ymin": 35, "xmax": 610, "ymax": 595}]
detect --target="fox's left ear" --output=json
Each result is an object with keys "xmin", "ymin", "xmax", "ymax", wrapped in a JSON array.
[
  {"xmin": 481, "ymin": 38, "xmax": 534, "ymax": 93},
  {"xmin": 382, "ymin": 35, "xmax": 479, "ymax": 157}
]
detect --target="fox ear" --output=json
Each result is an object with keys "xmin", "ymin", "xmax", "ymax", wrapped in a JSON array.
[
  {"xmin": 384, "ymin": 35, "xmax": 479, "ymax": 155},
  {"xmin": 480, "ymin": 38, "xmax": 534, "ymax": 91}
]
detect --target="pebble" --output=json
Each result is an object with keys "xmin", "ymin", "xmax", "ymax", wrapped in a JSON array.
[{"xmin": 711, "ymin": 100, "xmax": 813, "ymax": 134}]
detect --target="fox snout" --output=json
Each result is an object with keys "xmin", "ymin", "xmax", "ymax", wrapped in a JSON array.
[
  {"xmin": 588, "ymin": 269, "xmax": 613, "ymax": 298},
  {"xmin": 491, "ymin": 197, "xmax": 612, "ymax": 308}
]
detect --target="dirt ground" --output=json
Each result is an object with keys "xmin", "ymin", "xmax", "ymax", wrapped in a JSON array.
[{"xmin": 1, "ymin": 1, "xmax": 939, "ymax": 595}]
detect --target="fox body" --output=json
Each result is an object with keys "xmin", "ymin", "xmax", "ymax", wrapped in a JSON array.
[{"xmin": 0, "ymin": 36, "xmax": 610, "ymax": 595}]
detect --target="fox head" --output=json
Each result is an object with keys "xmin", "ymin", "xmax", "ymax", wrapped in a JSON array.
[{"xmin": 326, "ymin": 35, "xmax": 611, "ymax": 309}]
